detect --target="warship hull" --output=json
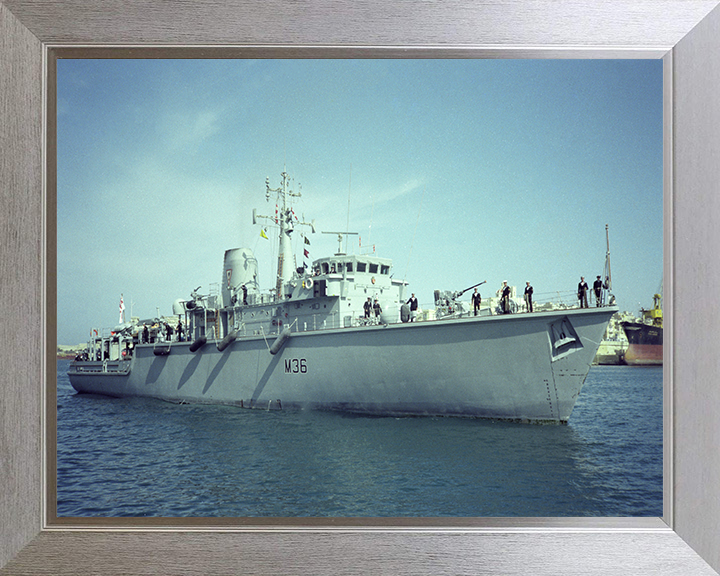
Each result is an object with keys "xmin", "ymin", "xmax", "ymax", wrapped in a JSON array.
[
  {"xmin": 69, "ymin": 306, "xmax": 616, "ymax": 424},
  {"xmin": 621, "ymin": 321, "xmax": 663, "ymax": 366}
]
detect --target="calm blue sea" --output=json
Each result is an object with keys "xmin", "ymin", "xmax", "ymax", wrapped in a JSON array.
[{"xmin": 56, "ymin": 360, "xmax": 662, "ymax": 517}]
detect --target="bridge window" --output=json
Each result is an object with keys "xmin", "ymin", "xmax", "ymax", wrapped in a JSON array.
[
  {"xmin": 346, "ymin": 262, "xmax": 353, "ymax": 272},
  {"xmin": 357, "ymin": 262, "xmax": 367, "ymax": 272},
  {"xmin": 381, "ymin": 265, "xmax": 390, "ymax": 275},
  {"xmin": 369, "ymin": 263, "xmax": 378, "ymax": 274},
  {"xmin": 322, "ymin": 262, "xmax": 329, "ymax": 274}
]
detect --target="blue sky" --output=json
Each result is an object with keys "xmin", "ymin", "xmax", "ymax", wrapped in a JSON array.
[{"xmin": 57, "ymin": 58, "xmax": 663, "ymax": 345}]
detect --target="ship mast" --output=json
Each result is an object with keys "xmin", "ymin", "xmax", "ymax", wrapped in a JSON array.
[
  {"xmin": 604, "ymin": 224, "xmax": 612, "ymax": 290},
  {"xmin": 253, "ymin": 172, "xmax": 315, "ymax": 300}
]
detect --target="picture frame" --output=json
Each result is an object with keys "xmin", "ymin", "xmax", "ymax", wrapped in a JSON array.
[{"xmin": 2, "ymin": 1, "xmax": 719, "ymax": 574}]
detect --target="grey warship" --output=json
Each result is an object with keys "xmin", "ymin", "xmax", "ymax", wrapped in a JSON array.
[{"xmin": 68, "ymin": 172, "xmax": 617, "ymax": 424}]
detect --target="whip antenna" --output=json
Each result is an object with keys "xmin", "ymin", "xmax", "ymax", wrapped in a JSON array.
[
  {"xmin": 345, "ymin": 165, "xmax": 351, "ymax": 254},
  {"xmin": 604, "ymin": 224, "xmax": 612, "ymax": 290}
]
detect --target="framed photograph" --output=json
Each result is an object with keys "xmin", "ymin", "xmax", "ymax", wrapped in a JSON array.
[
  {"xmin": 2, "ymin": 2, "xmax": 719, "ymax": 574},
  {"xmin": 52, "ymin": 54, "xmax": 665, "ymax": 522}
]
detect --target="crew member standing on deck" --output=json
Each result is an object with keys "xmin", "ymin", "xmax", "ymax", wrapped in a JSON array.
[
  {"xmin": 471, "ymin": 287, "xmax": 482, "ymax": 316},
  {"xmin": 578, "ymin": 277, "xmax": 589, "ymax": 308},
  {"xmin": 593, "ymin": 275, "xmax": 604, "ymax": 307},
  {"xmin": 524, "ymin": 282, "xmax": 533, "ymax": 313},
  {"xmin": 177, "ymin": 320, "xmax": 184, "ymax": 342},
  {"xmin": 364, "ymin": 297, "xmax": 372, "ymax": 318},
  {"xmin": 142, "ymin": 324, "xmax": 149, "ymax": 344},
  {"xmin": 373, "ymin": 299, "xmax": 382, "ymax": 317},
  {"xmin": 406, "ymin": 293, "xmax": 419, "ymax": 321},
  {"xmin": 500, "ymin": 281, "xmax": 511, "ymax": 314}
]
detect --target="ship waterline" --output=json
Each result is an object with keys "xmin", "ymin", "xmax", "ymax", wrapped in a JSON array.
[{"xmin": 69, "ymin": 305, "xmax": 616, "ymax": 424}]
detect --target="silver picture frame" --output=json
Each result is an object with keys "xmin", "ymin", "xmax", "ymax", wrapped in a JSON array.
[{"xmin": 2, "ymin": 1, "xmax": 719, "ymax": 574}]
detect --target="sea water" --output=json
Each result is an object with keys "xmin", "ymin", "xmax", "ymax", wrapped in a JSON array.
[{"xmin": 56, "ymin": 360, "xmax": 662, "ymax": 517}]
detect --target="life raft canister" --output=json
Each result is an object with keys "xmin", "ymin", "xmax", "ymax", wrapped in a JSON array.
[
  {"xmin": 189, "ymin": 335, "xmax": 207, "ymax": 352},
  {"xmin": 269, "ymin": 327, "xmax": 291, "ymax": 355},
  {"xmin": 217, "ymin": 330, "xmax": 237, "ymax": 352},
  {"xmin": 400, "ymin": 303, "xmax": 411, "ymax": 323}
]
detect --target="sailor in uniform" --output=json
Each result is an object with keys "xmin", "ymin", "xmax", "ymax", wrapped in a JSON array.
[
  {"xmin": 500, "ymin": 281, "xmax": 511, "ymax": 314},
  {"xmin": 406, "ymin": 293, "xmax": 419, "ymax": 321},
  {"xmin": 373, "ymin": 299, "xmax": 382, "ymax": 317},
  {"xmin": 364, "ymin": 298, "xmax": 372, "ymax": 318},
  {"xmin": 524, "ymin": 282, "xmax": 533, "ymax": 313},
  {"xmin": 593, "ymin": 275, "xmax": 603, "ymax": 307},
  {"xmin": 578, "ymin": 277, "xmax": 589, "ymax": 308},
  {"xmin": 471, "ymin": 288, "xmax": 482, "ymax": 316}
]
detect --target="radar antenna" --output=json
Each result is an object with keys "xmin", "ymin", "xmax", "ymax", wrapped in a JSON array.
[{"xmin": 322, "ymin": 231, "xmax": 359, "ymax": 256}]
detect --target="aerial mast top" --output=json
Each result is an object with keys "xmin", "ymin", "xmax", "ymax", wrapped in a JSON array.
[{"xmin": 253, "ymin": 172, "xmax": 315, "ymax": 299}]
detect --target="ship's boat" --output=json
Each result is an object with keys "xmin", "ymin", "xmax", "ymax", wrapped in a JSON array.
[
  {"xmin": 68, "ymin": 172, "xmax": 618, "ymax": 424},
  {"xmin": 621, "ymin": 293, "xmax": 663, "ymax": 366}
]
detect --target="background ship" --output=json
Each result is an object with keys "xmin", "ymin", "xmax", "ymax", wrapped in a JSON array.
[
  {"xmin": 593, "ymin": 311, "xmax": 630, "ymax": 365},
  {"xmin": 620, "ymin": 292, "xmax": 663, "ymax": 366}
]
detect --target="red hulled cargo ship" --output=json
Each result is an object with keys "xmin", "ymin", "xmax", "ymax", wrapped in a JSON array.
[{"xmin": 620, "ymin": 293, "xmax": 662, "ymax": 366}]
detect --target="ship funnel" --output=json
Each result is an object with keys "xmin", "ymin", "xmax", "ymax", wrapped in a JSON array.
[{"xmin": 222, "ymin": 248, "xmax": 259, "ymax": 307}]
